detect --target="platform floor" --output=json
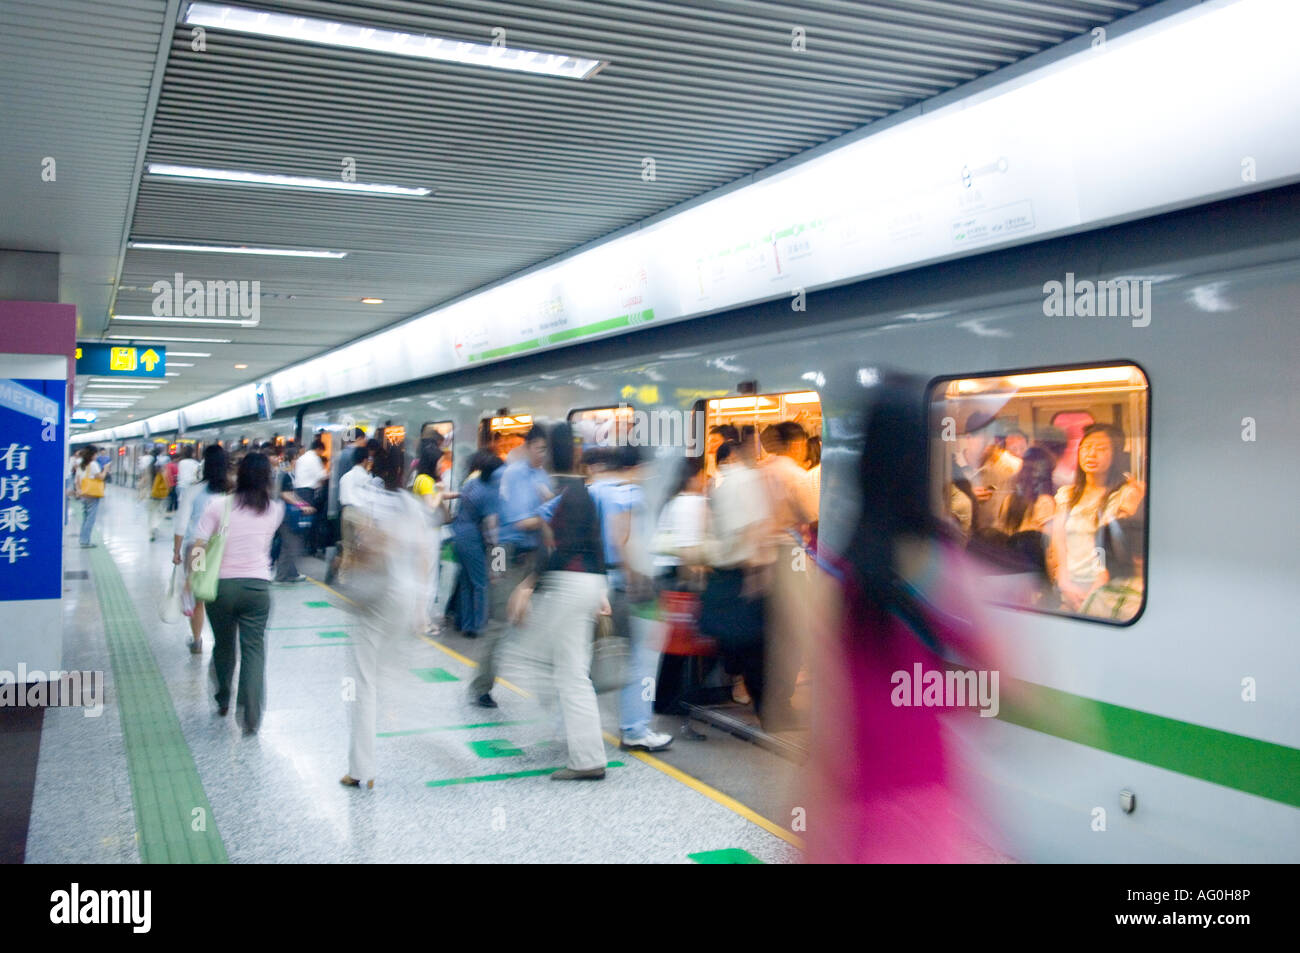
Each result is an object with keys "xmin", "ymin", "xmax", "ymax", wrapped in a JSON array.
[{"xmin": 29, "ymin": 488, "xmax": 804, "ymax": 864}]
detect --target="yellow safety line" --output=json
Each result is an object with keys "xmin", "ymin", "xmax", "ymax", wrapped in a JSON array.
[
  {"xmin": 604, "ymin": 731, "xmax": 804, "ymax": 850},
  {"xmin": 304, "ymin": 575, "xmax": 800, "ymax": 849}
]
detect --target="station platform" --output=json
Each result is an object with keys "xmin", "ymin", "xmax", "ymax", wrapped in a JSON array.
[{"xmin": 29, "ymin": 487, "xmax": 806, "ymax": 864}]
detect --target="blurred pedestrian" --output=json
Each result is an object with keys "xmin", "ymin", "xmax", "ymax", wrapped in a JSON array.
[
  {"xmin": 804, "ymin": 373, "xmax": 1000, "ymax": 863},
  {"xmin": 340, "ymin": 442, "xmax": 431, "ymax": 789},
  {"xmin": 193, "ymin": 452, "xmax": 284, "ymax": 735},
  {"xmin": 503, "ymin": 422, "xmax": 611, "ymax": 781},
  {"xmin": 72, "ymin": 446, "xmax": 104, "ymax": 548},
  {"xmin": 174, "ymin": 445, "xmax": 229, "ymax": 654}
]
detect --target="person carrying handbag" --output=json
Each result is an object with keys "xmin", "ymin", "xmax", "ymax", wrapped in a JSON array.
[
  {"xmin": 73, "ymin": 446, "xmax": 105, "ymax": 548},
  {"xmin": 191, "ymin": 452, "xmax": 283, "ymax": 735}
]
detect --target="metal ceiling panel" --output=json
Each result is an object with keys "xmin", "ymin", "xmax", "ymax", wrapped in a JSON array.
[{"xmin": 3, "ymin": 0, "xmax": 1163, "ymax": 427}]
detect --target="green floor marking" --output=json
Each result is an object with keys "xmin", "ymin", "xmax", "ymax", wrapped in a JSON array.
[
  {"xmin": 689, "ymin": 848, "xmax": 764, "ymax": 864},
  {"xmin": 304, "ymin": 600, "xmax": 332, "ymax": 608},
  {"xmin": 378, "ymin": 719, "xmax": 536, "ymax": 738},
  {"xmin": 426, "ymin": 761, "xmax": 626, "ymax": 787},
  {"xmin": 411, "ymin": 667, "xmax": 459, "ymax": 683},
  {"xmin": 268, "ymin": 624, "xmax": 356, "ymax": 631},
  {"xmin": 283, "ymin": 642, "xmax": 354, "ymax": 649},
  {"xmin": 86, "ymin": 534, "xmax": 228, "ymax": 864},
  {"xmin": 467, "ymin": 739, "xmax": 524, "ymax": 759},
  {"xmin": 318, "ymin": 630, "xmax": 349, "ymax": 638}
]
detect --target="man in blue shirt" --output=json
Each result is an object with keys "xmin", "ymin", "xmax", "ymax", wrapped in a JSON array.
[
  {"xmin": 470, "ymin": 425, "xmax": 552, "ymax": 707},
  {"xmin": 586, "ymin": 445, "xmax": 672, "ymax": 752}
]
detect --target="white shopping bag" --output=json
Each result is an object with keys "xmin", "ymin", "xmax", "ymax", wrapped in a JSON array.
[{"xmin": 159, "ymin": 565, "xmax": 184, "ymax": 624}]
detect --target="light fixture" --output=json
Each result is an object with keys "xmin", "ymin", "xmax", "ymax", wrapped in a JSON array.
[
  {"xmin": 182, "ymin": 3, "xmax": 606, "ymax": 80},
  {"xmin": 129, "ymin": 240, "xmax": 347, "ymax": 258},
  {"xmin": 168, "ymin": 363, "xmax": 195, "ymax": 367},
  {"xmin": 165, "ymin": 372, "xmax": 180, "ymax": 377},
  {"xmin": 361, "ymin": 297, "xmax": 384, "ymax": 304},
  {"xmin": 108, "ymin": 335, "xmax": 232, "ymax": 343},
  {"xmin": 166, "ymin": 353, "xmax": 210, "ymax": 358},
  {"xmin": 111, "ymin": 314, "xmax": 255, "ymax": 326},
  {"xmin": 234, "ymin": 364, "xmax": 248, "ymax": 369},
  {"xmin": 1005, "ymin": 367, "xmax": 1143, "ymax": 388},
  {"xmin": 145, "ymin": 163, "xmax": 430, "ymax": 198},
  {"xmin": 85, "ymin": 383, "xmax": 161, "ymax": 389}
]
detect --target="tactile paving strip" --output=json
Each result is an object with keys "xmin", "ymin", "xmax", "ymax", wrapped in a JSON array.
[{"xmin": 88, "ymin": 536, "xmax": 228, "ymax": 863}]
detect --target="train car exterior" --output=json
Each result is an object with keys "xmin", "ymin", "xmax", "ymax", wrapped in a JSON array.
[{"xmin": 129, "ymin": 186, "xmax": 1300, "ymax": 862}]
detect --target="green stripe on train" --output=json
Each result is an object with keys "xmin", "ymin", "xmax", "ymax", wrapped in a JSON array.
[{"xmin": 996, "ymin": 678, "xmax": 1300, "ymax": 808}]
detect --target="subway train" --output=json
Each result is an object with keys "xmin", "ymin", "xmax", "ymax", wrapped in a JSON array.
[{"xmin": 100, "ymin": 184, "xmax": 1300, "ymax": 863}]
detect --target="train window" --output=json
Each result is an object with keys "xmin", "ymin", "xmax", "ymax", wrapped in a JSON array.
[
  {"xmin": 929, "ymin": 363, "xmax": 1149, "ymax": 625},
  {"xmin": 480, "ymin": 413, "xmax": 533, "ymax": 459},
  {"xmin": 568, "ymin": 404, "xmax": 635, "ymax": 452},
  {"xmin": 698, "ymin": 390, "xmax": 823, "ymax": 486}
]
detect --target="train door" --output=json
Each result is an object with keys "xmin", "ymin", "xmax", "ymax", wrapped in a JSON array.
[
  {"xmin": 419, "ymin": 421, "xmax": 455, "ymax": 489},
  {"xmin": 696, "ymin": 389, "xmax": 824, "ymax": 486},
  {"xmin": 567, "ymin": 404, "xmax": 635, "ymax": 454},
  {"xmin": 479, "ymin": 412, "xmax": 533, "ymax": 460}
]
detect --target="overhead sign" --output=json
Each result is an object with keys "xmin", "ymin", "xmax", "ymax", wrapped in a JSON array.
[{"xmin": 75, "ymin": 343, "xmax": 165, "ymax": 378}]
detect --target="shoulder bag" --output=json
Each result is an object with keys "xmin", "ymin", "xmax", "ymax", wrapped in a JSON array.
[{"xmin": 190, "ymin": 496, "xmax": 231, "ymax": 603}]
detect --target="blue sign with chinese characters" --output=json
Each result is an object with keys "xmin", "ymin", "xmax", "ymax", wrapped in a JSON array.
[
  {"xmin": 0, "ymin": 379, "xmax": 63, "ymax": 602},
  {"xmin": 75, "ymin": 343, "xmax": 166, "ymax": 378}
]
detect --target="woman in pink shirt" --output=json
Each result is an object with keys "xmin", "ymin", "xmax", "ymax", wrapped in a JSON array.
[
  {"xmin": 804, "ymin": 374, "xmax": 1002, "ymax": 864},
  {"xmin": 194, "ymin": 452, "xmax": 285, "ymax": 735}
]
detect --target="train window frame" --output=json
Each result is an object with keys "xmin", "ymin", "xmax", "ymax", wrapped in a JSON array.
[
  {"xmin": 927, "ymin": 359, "xmax": 1151, "ymax": 628},
  {"xmin": 567, "ymin": 404, "xmax": 636, "ymax": 452},
  {"xmin": 693, "ymin": 389, "xmax": 824, "ymax": 490},
  {"xmin": 479, "ymin": 412, "xmax": 534, "ymax": 453}
]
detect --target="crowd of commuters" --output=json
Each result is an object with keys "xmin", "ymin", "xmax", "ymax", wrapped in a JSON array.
[{"xmin": 948, "ymin": 413, "xmax": 1146, "ymax": 619}]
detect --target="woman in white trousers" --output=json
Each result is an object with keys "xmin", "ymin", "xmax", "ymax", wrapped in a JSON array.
[{"xmin": 341, "ymin": 443, "xmax": 429, "ymax": 789}]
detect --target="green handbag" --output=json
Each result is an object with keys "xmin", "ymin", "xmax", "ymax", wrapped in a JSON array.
[{"xmin": 191, "ymin": 496, "xmax": 231, "ymax": 603}]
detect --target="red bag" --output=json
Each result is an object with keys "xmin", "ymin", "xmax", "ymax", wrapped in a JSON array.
[{"xmin": 659, "ymin": 589, "xmax": 716, "ymax": 657}]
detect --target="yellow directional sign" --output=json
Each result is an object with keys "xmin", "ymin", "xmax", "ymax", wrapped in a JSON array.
[
  {"xmin": 75, "ymin": 342, "xmax": 166, "ymax": 378},
  {"xmin": 109, "ymin": 347, "xmax": 138, "ymax": 372}
]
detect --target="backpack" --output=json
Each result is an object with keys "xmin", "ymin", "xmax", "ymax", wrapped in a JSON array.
[{"xmin": 150, "ymin": 471, "xmax": 169, "ymax": 499}]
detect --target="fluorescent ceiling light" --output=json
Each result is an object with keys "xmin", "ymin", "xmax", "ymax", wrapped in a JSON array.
[
  {"xmin": 183, "ymin": 3, "xmax": 605, "ymax": 80},
  {"xmin": 108, "ymin": 335, "xmax": 232, "ymax": 343},
  {"xmin": 361, "ymin": 298, "xmax": 384, "ymax": 304},
  {"xmin": 86, "ymin": 383, "xmax": 161, "ymax": 389},
  {"xmin": 146, "ymin": 162, "xmax": 429, "ymax": 197},
  {"xmin": 111, "ymin": 314, "xmax": 256, "ymax": 326},
  {"xmin": 129, "ymin": 239, "xmax": 347, "ymax": 258},
  {"xmin": 167, "ymin": 352, "xmax": 210, "ymax": 358},
  {"xmin": 168, "ymin": 363, "xmax": 195, "ymax": 367},
  {"xmin": 166, "ymin": 372, "xmax": 181, "ymax": 377}
]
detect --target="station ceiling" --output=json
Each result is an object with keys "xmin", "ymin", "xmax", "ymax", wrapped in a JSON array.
[{"xmin": 0, "ymin": 0, "xmax": 1160, "ymax": 428}]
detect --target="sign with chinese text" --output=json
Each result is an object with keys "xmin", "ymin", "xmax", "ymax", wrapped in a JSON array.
[
  {"xmin": 75, "ymin": 343, "xmax": 166, "ymax": 378},
  {"xmin": 0, "ymin": 379, "xmax": 63, "ymax": 601}
]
